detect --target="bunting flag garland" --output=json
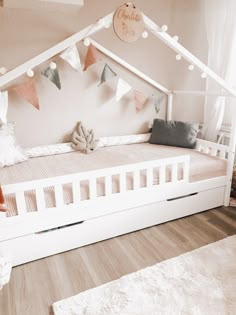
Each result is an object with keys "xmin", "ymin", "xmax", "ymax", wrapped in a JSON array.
[
  {"xmin": 116, "ymin": 78, "xmax": 132, "ymax": 101},
  {"xmin": 60, "ymin": 45, "xmax": 82, "ymax": 72},
  {"xmin": 41, "ymin": 63, "xmax": 61, "ymax": 90},
  {"xmin": 152, "ymin": 93, "xmax": 165, "ymax": 114},
  {"xmin": 134, "ymin": 90, "xmax": 148, "ymax": 112},
  {"xmin": 14, "ymin": 78, "xmax": 40, "ymax": 110},
  {"xmin": 0, "ymin": 91, "xmax": 8, "ymax": 124},
  {"xmin": 98, "ymin": 64, "xmax": 117, "ymax": 86},
  {"xmin": 83, "ymin": 44, "xmax": 103, "ymax": 71}
]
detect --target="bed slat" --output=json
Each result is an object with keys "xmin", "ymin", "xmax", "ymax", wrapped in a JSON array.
[
  {"xmin": 105, "ymin": 175, "xmax": 112, "ymax": 196},
  {"xmin": 15, "ymin": 191, "xmax": 27, "ymax": 215},
  {"xmin": 89, "ymin": 178, "xmax": 97, "ymax": 199},
  {"xmin": 171, "ymin": 163, "xmax": 178, "ymax": 182},
  {"xmin": 211, "ymin": 149, "xmax": 217, "ymax": 156},
  {"xmin": 159, "ymin": 165, "xmax": 166, "ymax": 185},
  {"xmin": 220, "ymin": 151, "xmax": 226, "ymax": 159},
  {"xmin": 72, "ymin": 180, "xmax": 81, "ymax": 204},
  {"xmin": 54, "ymin": 184, "xmax": 64, "ymax": 207},
  {"xmin": 35, "ymin": 188, "xmax": 45, "ymax": 211},
  {"xmin": 183, "ymin": 161, "xmax": 189, "ymax": 181},
  {"xmin": 133, "ymin": 170, "xmax": 140, "ymax": 190},
  {"xmin": 146, "ymin": 168, "xmax": 153, "ymax": 187},
  {"xmin": 120, "ymin": 173, "xmax": 126, "ymax": 193}
]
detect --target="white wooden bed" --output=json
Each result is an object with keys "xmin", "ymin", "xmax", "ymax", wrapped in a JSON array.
[
  {"xmin": 0, "ymin": 6, "xmax": 236, "ymax": 267},
  {"xmin": 0, "ymin": 139, "xmax": 232, "ymax": 266}
]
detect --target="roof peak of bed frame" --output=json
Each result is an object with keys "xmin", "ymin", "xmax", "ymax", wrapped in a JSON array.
[{"xmin": 0, "ymin": 8, "xmax": 236, "ymax": 97}]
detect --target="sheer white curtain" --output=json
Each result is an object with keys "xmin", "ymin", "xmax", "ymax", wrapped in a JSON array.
[{"xmin": 202, "ymin": 0, "xmax": 236, "ymax": 142}]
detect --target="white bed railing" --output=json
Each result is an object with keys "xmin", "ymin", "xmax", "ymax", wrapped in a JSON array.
[
  {"xmin": 2, "ymin": 155, "xmax": 190, "ymax": 220},
  {"xmin": 196, "ymin": 139, "xmax": 230, "ymax": 159}
]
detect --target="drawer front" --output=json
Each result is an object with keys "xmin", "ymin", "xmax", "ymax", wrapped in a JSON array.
[{"xmin": 0, "ymin": 186, "xmax": 225, "ymax": 266}]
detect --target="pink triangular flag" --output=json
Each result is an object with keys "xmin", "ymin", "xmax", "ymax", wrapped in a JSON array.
[
  {"xmin": 14, "ymin": 78, "xmax": 39, "ymax": 110},
  {"xmin": 83, "ymin": 44, "xmax": 103, "ymax": 71},
  {"xmin": 134, "ymin": 90, "xmax": 148, "ymax": 112}
]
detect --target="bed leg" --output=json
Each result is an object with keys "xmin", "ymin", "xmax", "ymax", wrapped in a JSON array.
[{"xmin": 224, "ymin": 104, "xmax": 236, "ymax": 207}]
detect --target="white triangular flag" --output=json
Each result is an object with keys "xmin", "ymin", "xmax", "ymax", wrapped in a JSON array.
[
  {"xmin": 116, "ymin": 79, "xmax": 132, "ymax": 101},
  {"xmin": 60, "ymin": 45, "xmax": 82, "ymax": 72},
  {"xmin": 0, "ymin": 91, "xmax": 8, "ymax": 124}
]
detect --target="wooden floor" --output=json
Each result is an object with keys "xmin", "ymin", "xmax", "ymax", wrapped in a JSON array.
[{"xmin": 1, "ymin": 206, "xmax": 236, "ymax": 315}]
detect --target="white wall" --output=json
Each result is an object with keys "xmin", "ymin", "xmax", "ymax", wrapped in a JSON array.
[{"xmin": 0, "ymin": 0, "xmax": 207, "ymax": 147}]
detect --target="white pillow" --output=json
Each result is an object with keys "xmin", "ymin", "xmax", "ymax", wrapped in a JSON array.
[
  {"xmin": 0, "ymin": 123, "xmax": 28, "ymax": 168},
  {"xmin": 97, "ymin": 133, "xmax": 151, "ymax": 147},
  {"xmin": 25, "ymin": 134, "xmax": 151, "ymax": 158},
  {"xmin": 25, "ymin": 143, "xmax": 74, "ymax": 158}
]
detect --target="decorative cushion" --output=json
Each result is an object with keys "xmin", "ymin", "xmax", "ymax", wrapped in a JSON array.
[
  {"xmin": 71, "ymin": 121, "xmax": 97, "ymax": 154},
  {"xmin": 25, "ymin": 143, "xmax": 74, "ymax": 159},
  {"xmin": 0, "ymin": 123, "xmax": 28, "ymax": 168},
  {"xmin": 25, "ymin": 134, "xmax": 151, "ymax": 158},
  {"xmin": 83, "ymin": 44, "xmax": 103, "ymax": 71},
  {"xmin": 149, "ymin": 119, "xmax": 199, "ymax": 149},
  {"xmin": 97, "ymin": 133, "xmax": 151, "ymax": 148}
]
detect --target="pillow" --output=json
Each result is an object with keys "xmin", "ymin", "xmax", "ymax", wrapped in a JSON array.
[
  {"xmin": 149, "ymin": 119, "xmax": 199, "ymax": 149},
  {"xmin": 97, "ymin": 133, "xmax": 151, "ymax": 148},
  {"xmin": 24, "ymin": 134, "xmax": 152, "ymax": 158},
  {"xmin": 83, "ymin": 44, "xmax": 103, "ymax": 71},
  {"xmin": 0, "ymin": 123, "xmax": 28, "ymax": 167},
  {"xmin": 25, "ymin": 143, "xmax": 74, "ymax": 158}
]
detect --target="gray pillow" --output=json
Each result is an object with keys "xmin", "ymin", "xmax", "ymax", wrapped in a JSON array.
[{"xmin": 149, "ymin": 119, "xmax": 199, "ymax": 148}]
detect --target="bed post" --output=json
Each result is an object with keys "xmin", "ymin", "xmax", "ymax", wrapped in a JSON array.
[
  {"xmin": 224, "ymin": 103, "xmax": 236, "ymax": 206},
  {"xmin": 167, "ymin": 93, "xmax": 173, "ymax": 121}
]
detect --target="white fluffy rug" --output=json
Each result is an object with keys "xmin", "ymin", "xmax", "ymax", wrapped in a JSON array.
[{"xmin": 53, "ymin": 236, "xmax": 236, "ymax": 315}]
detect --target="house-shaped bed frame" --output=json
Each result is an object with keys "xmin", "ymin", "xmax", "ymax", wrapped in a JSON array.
[{"xmin": 0, "ymin": 7, "xmax": 236, "ymax": 266}]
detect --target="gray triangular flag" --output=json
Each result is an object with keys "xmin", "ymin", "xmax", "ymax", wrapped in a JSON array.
[
  {"xmin": 41, "ymin": 63, "xmax": 61, "ymax": 90},
  {"xmin": 152, "ymin": 93, "xmax": 165, "ymax": 114},
  {"xmin": 98, "ymin": 64, "xmax": 117, "ymax": 86}
]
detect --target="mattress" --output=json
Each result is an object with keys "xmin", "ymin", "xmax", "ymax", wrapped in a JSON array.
[{"xmin": 1, "ymin": 143, "xmax": 227, "ymax": 217}]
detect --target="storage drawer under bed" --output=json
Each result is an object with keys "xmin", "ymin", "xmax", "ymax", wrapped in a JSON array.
[{"xmin": 0, "ymin": 186, "xmax": 225, "ymax": 266}]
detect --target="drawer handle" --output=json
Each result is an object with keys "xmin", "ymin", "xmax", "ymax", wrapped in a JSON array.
[
  {"xmin": 36, "ymin": 220, "xmax": 85, "ymax": 234},
  {"xmin": 167, "ymin": 192, "xmax": 198, "ymax": 202}
]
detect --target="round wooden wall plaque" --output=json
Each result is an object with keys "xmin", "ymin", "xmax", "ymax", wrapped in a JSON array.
[{"xmin": 113, "ymin": 3, "xmax": 144, "ymax": 43}]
